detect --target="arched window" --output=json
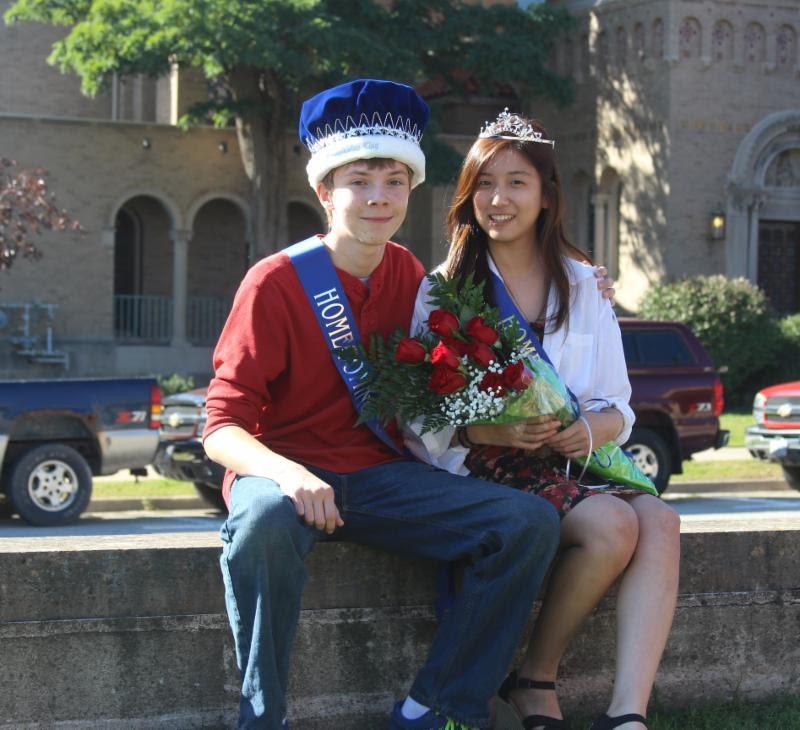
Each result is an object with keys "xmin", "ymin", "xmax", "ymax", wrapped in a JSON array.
[
  {"xmin": 777, "ymin": 25, "xmax": 797, "ymax": 70},
  {"xmin": 744, "ymin": 22, "xmax": 766, "ymax": 65},
  {"xmin": 597, "ymin": 30, "xmax": 609, "ymax": 72},
  {"xmin": 633, "ymin": 23, "xmax": 646, "ymax": 60},
  {"xmin": 616, "ymin": 26, "xmax": 627, "ymax": 66},
  {"xmin": 679, "ymin": 17, "xmax": 702, "ymax": 59},
  {"xmin": 580, "ymin": 33, "xmax": 590, "ymax": 77},
  {"xmin": 712, "ymin": 20, "xmax": 734, "ymax": 63},
  {"xmin": 652, "ymin": 19, "xmax": 664, "ymax": 60}
]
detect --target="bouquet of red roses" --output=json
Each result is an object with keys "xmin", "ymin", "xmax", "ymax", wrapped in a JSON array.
[
  {"xmin": 340, "ymin": 273, "xmax": 576, "ymax": 435},
  {"xmin": 340, "ymin": 273, "xmax": 658, "ymax": 495}
]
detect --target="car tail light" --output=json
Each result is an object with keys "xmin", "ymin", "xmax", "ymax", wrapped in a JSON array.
[
  {"xmin": 150, "ymin": 383, "xmax": 163, "ymax": 429},
  {"xmin": 713, "ymin": 378, "xmax": 724, "ymax": 417}
]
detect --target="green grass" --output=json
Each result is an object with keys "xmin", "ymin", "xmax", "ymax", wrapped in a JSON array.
[
  {"xmin": 719, "ymin": 409, "xmax": 753, "ymax": 448},
  {"xmin": 672, "ymin": 458, "xmax": 782, "ymax": 483},
  {"xmin": 92, "ymin": 479, "xmax": 195, "ymax": 498},
  {"xmin": 572, "ymin": 695, "xmax": 800, "ymax": 729}
]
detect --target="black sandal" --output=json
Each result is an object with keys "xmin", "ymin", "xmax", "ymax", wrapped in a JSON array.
[
  {"xmin": 495, "ymin": 671, "xmax": 570, "ymax": 730},
  {"xmin": 589, "ymin": 713, "xmax": 647, "ymax": 729}
]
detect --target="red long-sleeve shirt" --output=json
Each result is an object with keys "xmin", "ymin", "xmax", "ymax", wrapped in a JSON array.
[{"xmin": 203, "ymin": 240, "xmax": 425, "ymax": 501}]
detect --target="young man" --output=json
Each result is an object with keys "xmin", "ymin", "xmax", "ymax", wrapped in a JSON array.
[{"xmin": 203, "ymin": 79, "xmax": 562, "ymax": 730}]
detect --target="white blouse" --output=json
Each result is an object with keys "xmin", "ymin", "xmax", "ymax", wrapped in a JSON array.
[{"xmin": 403, "ymin": 256, "xmax": 635, "ymax": 476}]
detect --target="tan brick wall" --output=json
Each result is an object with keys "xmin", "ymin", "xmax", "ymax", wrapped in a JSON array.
[{"xmin": 0, "ymin": 0, "xmax": 114, "ymax": 119}]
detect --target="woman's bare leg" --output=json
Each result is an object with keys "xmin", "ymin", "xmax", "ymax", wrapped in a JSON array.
[
  {"xmin": 509, "ymin": 495, "xmax": 639, "ymax": 723},
  {"xmin": 603, "ymin": 495, "xmax": 681, "ymax": 729}
]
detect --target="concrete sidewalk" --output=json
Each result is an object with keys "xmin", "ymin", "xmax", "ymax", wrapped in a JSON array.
[{"xmin": 692, "ymin": 445, "xmax": 752, "ymax": 461}]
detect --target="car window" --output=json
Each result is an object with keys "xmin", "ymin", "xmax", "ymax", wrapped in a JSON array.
[{"xmin": 623, "ymin": 329, "xmax": 694, "ymax": 366}]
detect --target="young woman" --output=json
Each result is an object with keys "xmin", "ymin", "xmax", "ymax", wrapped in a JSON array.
[{"xmin": 405, "ymin": 112, "xmax": 680, "ymax": 730}]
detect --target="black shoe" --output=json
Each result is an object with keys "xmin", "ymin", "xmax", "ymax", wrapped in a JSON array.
[
  {"xmin": 589, "ymin": 713, "xmax": 647, "ymax": 729},
  {"xmin": 495, "ymin": 670, "xmax": 569, "ymax": 730}
]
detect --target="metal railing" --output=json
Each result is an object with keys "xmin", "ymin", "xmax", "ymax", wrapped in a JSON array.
[
  {"xmin": 113, "ymin": 295, "xmax": 229, "ymax": 345},
  {"xmin": 187, "ymin": 296, "xmax": 229, "ymax": 345},
  {"xmin": 114, "ymin": 295, "xmax": 173, "ymax": 343}
]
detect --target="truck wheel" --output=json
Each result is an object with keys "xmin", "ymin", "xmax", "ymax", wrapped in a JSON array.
[
  {"xmin": 624, "ymin": 428, "xmax": 672, "ymax": 495},
  {"xmin": 8, "ymin": 444, "xmax": 93, "ymax": 526},
  {"xmin": 193, "ymin": 482, "xmax": 228, "ymax": 512},
  {"xmin": 781, "ymin": 466, "xmax": 800, "ymax": 491}
]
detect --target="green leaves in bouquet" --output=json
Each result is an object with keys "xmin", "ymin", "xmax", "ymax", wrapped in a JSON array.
[{"xmin": 337, "ymin": 329, "xmax": 442, "ymax": 428}]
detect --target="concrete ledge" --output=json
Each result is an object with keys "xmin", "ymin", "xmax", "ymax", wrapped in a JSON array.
[{"xmin": 2, "ymin": 527, "xmax": 800, "ymax": 728}]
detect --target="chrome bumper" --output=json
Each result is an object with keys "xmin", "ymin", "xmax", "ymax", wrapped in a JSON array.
[{"xmin": 745, "ymin": 426, "xmax": 800, "ymax": 464}]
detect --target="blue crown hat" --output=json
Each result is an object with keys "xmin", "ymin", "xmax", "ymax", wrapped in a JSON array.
[{"xmin": 299, "ymin": 79, "xmax": 430, "ymax": 190}]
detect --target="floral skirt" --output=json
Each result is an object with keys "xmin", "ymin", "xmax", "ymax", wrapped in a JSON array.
[{"xmin": 465, "ymin": 445, "xmax": 647, "ymax": 519}]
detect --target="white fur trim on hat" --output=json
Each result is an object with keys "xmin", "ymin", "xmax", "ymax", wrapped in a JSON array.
[{"xmin": 306, "ymin": 135, "xmax": 426, "ymax": 189}]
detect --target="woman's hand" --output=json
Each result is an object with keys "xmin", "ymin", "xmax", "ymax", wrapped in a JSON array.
[
  {"xmin": 467, "ymin": 415, "xmax": 561, "ymax": 451},
  {"xmin": 594, "ymin": 265, "xmax": 615, "ymax": 303},
  {"xmin": 546, "ymin": 409, "xmax": 623, "ymax": 458}
]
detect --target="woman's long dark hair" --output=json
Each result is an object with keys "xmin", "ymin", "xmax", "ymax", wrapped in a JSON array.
[{"xmin": 445, "ymin": 120, "xmax": 590, "ymax": 333}]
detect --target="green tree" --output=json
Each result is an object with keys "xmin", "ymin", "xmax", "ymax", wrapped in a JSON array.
[{"xmin": 5, "ymin": 0, "xmax": 572, "ymax": 254}]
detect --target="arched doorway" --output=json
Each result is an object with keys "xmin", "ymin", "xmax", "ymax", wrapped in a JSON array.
[
  {"xmin": 288, "ymin": 200, "xmax": 325, "ymax": 242},
  {"xmin": 726, "ymin": 110, "xmax": 800, "ymax": 313},
  {"xmin": 187, "ymin": 198, "xmax": 249, "ymax": 345},
  {"xmin": 113, "ymin": 195, "xmax": 174, "ymax": 342}
]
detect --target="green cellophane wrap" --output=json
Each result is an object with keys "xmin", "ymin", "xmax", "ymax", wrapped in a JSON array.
[
  {"xmin": 468, "ymin": 355, "xmax": 658, "ymax": 495},
  {"xmin": 467, "ymin": 353, "xmax": 577, "ymax": 427},
  {"xmin": 573, "ymin": 442, "xmax": 658, "ymax": 495}
]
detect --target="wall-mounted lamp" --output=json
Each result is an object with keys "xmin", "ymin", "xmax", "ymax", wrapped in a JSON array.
[
  {"xmin": 218, "ymin": 140, "xmax": 228, "ymax": 154},
  {"xmin": 708, "ymin": 205, "xmax": 725, "ymax": 241},
  {"xmin": 141, "ymin": 137, "xmax": 152, "ymax": 150}
]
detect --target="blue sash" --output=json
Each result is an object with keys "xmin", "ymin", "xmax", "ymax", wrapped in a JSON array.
[
  {"xmin": 490, "ymin": 270, "xmax": 580, "ymax": 413},
  {"xmin": 286, "ymin": 236, "xmax": 403, "ymax": 455}
]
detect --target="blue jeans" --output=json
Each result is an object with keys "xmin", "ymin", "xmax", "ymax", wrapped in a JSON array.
[{"xmin": 219, "ymin": 459, "xmax": 559, "ymax": 729}]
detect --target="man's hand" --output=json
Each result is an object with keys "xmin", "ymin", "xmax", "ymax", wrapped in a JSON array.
[
  {"xmin": 594, "ymin": 265, "xmax": 615, "ymax": 303},
  {"xmin": 467, "ymin": 416, "xmax": 561, "ymax": 451},
  {"xmin": 275, "ymin": 462, "xmax": 344, "ymax": 535}
]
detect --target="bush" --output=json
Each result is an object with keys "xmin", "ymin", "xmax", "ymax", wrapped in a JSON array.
[
  {"xmin": 639, "ymin": 276, "xmax": 779, "ymax": 405},
  {"xmin": 771, "ymin": 314, "xmax": 800, "ymax": 384},
  {"xmin": 157, "ymin": 373, "xmax": 196, "ymax": 397}
]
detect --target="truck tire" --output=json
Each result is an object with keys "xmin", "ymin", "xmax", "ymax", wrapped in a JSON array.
[
  {"xmin": 193, "ymin": 482, "xmax": 228, "ymax": 512},
  {"xmin": 624, "ymin": 427, "xmax": 672, "ymax": 495},
  {"xmin": 8, "ymin": 443, "xmax": 93, "ymax": 526},
  {"xmin": 782, "ymin": 466, "xmax": 800, "ymax": 491}
]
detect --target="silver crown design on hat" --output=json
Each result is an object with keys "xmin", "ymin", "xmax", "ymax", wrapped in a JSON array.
[
  {"xmin": 304, "ymin": 112, "xmax": 424, "ymax": 154},
  {"xmin": 479, "ymin": 108, "xmax": 555, "ymax": 148}
]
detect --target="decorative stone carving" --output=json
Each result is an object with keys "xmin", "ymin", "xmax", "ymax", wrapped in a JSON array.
[{"xmin": 765, "ymin": 150, "xmax": 800, "ymax": 188}]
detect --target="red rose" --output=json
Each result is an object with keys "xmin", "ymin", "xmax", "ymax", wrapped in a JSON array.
[
  {"xmin": 466, "ymin": 316, "xmax": 498, "ymax": 346},
  {"xmin": 429, "ymin": 365, "xmax": 467, "ymax": 395},
  {"xmin": 502, "ymin": 361, "xmax": 533, "ymax": 391},
  {"xmin": 428, "ymin": 309, "xmax": 460, "ymax": 338},
  {"xmin": 466, "ymin": 342, "xmax": 496, "ymax": 369},
  {"xmin": 395, "ymin": 337, "xmax": 426, "ymax": 364},
  {"xmin": 431, "ymin": 341, "xmax": 461, "ymax": 370},
  {"xmin": 479, "ymin": 372, "xmax": 506, "ymax": 396},
  {"xmin": 443, "ymin": 336, "xmax": 469, "ymax": 357}
]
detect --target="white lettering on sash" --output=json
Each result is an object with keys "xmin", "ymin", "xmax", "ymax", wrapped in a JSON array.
[
  {"xmin": 312, "ymin": 287, "xmax": 368, "ymax": 391},
  {"xmin": 501, "ymin": 314, "xmax": 538, "ymax": 358}
]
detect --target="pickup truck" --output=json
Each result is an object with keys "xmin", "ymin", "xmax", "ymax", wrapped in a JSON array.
[
  {"xmin": 155, "ymin": 319, "xmax": 728, "ymax": 505},
  {"xmin": 0, "ymin": 378, "xmax": 162, "ymax": 525},
  {"xmin": 745, "ymin": 380, "xmax": 800, "ymax": 490}
]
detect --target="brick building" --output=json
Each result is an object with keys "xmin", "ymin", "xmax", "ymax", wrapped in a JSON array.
[{"xmin": 0, "ymin": 0, "xmax": 798, "ymax": 378}]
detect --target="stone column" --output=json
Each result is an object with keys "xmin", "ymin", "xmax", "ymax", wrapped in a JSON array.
[
  {"xmin": 171, "ymin": 229, "xmax": 191, "ymax": 346},
  {"xmin": 592, "ymin": 192, "xmax": 610, "ymax": 264}
]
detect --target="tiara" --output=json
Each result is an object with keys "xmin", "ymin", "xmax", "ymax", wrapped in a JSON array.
[
  {"xmin": 304, "ymin": 111, "xmax": 423, "ymax": 154},
  {"xmin": 478, "ymin": 108, "xmax": 555, "ymax": 148}
]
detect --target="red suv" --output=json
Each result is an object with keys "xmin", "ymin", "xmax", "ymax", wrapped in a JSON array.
[
  {"xmin": 154, "ymin": 319, "xmax": 728, "ymax": 505},
  {"xmin": 620, "ymin": 319, "xmax": 728, "ymax": 492}
]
